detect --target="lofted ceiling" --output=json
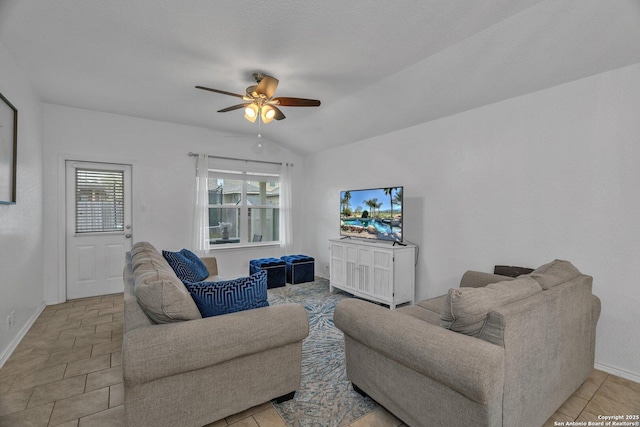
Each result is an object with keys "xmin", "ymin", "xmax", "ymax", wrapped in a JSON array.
[{"xmin": 1, "ymin": 0, "xmax": 640, "ymax": 155}]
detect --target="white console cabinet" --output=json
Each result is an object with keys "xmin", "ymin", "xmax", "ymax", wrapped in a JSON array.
[{"xmin": 329, "ymin": 238, "xmax": 416, "ymax": 309}]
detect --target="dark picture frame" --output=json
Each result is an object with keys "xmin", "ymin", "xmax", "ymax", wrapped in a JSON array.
[{"xmin": 0, "ymin": 91, "xmax": 17, "ymax": 204}]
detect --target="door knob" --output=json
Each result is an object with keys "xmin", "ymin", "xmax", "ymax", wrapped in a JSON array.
[{"xmin": 125, "ymin": 234, "xmax": 132, "ymax": 238}]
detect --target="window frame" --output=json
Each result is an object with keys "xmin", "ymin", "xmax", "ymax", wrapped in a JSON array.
[
  {"xmin": 207, "ymin": 166, "xmax": 281, "ymax": 248},
  {"xmin": 74, "ymin": 167, "xmax": 125, "ymax": 234}
]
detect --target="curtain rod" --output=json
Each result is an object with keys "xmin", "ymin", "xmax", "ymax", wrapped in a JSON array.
[{"xmin": 188, "ymin": 152, "xmax": 290, "ymax": 167}]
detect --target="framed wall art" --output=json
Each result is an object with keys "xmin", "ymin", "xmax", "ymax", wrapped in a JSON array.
[{"xmin": 0, "ymin": 91, "xmax": 17, "ymax": 204}]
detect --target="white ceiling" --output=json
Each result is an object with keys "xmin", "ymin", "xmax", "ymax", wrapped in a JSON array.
[{"xmin": 1, "ymin": 0, "xmax": 640, "ymax": 155}]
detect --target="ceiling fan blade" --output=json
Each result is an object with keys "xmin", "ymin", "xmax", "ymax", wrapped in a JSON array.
[
  {"xmin": 271, "ymin": 105, "xmax": 286, "ymax": 120},
  {"xmin": 272, "ymin": 97, "xmax": 321, "ymax": 107},
  {"xmin": 255, "ymin": 75, "xmax": 279, "ymax": 98},
  {"xmin": 196, "ymin": 86, "xmax": 245, "ymax": 99},
  {"xmin": 217, "ymin": 103, "xmax": 250, "ymax": 113}
]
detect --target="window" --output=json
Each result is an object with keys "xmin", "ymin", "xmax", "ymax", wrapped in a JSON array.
[
  {"xmin": 75, "ymin": 168, "xmax": 125, "ymax": 233},
  {"xmin": 207, "ymin": 168, "xmax": 280, "ymax": 245}
]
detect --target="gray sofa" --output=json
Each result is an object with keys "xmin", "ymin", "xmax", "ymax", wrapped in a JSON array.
[
  {"xmin": 123, "ymin": 242, "xmax": 309, "ymax": 427},
  {"xmin": 334, "ymin": 260, "xmax": 601, "ymax": 427}
]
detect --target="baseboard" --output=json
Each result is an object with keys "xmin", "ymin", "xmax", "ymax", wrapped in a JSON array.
[
  {"xmin": 595, "ymin": 362, "xmax": 640, "ymax": 383},
  {"xmin": 0, "ymin": 302, "xmax": 46, "ymax": 369}
]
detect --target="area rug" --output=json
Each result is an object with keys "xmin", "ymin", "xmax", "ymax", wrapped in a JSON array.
[{"xmin": 268, "ymin": 278, "xmax": 378, "ymax": 427}]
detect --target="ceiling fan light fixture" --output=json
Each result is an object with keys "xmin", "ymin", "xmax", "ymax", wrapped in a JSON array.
[
  {"xmin": 244, "ymin": 104, "xmax": 259, "ymax": 122},
  {"xmin": 261, "ymin": 105, "xmax": 276, "ymax": 123}
]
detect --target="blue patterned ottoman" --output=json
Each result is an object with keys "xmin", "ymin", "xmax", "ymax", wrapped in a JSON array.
[
  {"xmin": 281, "ymin": 255, "xmax": 315, "ymax": 284},
  {"xmin": 249, "ymin": 258, "xmax": 286, "ymax": 289}
]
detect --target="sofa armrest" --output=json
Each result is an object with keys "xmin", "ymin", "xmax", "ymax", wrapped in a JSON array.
[
  {"xmin": 459, "ymin": 270, "xmax": 513, "ymax": 288},
  {"xmin": 334, "ymin": 299, "xmax": 504, "ymax": 404},
  {"xmin": 123, "ymin": 303, "xmax": 308, "ymax": 387},
  {"xmin": 200, "ymin": 256, "xmax": 218, "ymax": 276}
]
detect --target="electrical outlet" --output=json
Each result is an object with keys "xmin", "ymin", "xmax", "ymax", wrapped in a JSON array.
[{"xmin": 10, "ymin": 311, "xmax": 15, "ymax": 327}]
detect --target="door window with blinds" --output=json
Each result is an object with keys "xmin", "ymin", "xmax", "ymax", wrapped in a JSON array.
[
  {"xmin": 207, "ymin": 162, "xmax": 280, "ymax": 245},
  {"xmin": 74, "ymin": 168, "xmax": 125, "ymax": 233}
]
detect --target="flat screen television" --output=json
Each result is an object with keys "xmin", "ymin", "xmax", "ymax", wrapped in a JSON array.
[{"xmin": 340, "ymin": 186, "xmax": 403, "ymax": 243}]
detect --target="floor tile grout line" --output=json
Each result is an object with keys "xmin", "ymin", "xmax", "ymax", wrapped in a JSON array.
[
  {"xmin": 22, "ymin": 387, "xmax": 36, "ymax": 414},
  {"xmin": 575, "ymin": 373, "xmax": 609, "ymax": 421},
  {"xmin": 47, "ymin": 391, "xmax": 56, "ymax": 427}
]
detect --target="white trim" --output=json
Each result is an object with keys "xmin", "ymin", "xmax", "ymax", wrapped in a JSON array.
[
  {"xmin": 56, "ymin": 153, "xmax": 137, "ymax": 304},
  {"xmin": 0, "ymin": 303, "xmax": 46, "ymax": 369},
  {"xmin": 594, "ymin": 362, "xmax": 640, "ymax": 383},
  {"xmin": 57, "ymin": 155, "xmax": 67, "ymax": 303},
  {"xmin": 208, "ymin": 165, "xmax": 282, "ymax": 246},
  {"xmin": 208, "ymin": 242, "xmax": 281, "ymax": 252}
]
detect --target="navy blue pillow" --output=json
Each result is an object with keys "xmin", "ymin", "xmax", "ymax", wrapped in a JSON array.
[
  {"xmin": 185, "ymin": 270, "xmax": 269, "ymax": 317},
  {"xmin": 162, "ymin": 249, "xmax": 209, "ymax": 283},
  {"xmin": 179, "ymin": 249, "xmax": 210, "ymax": 276}
]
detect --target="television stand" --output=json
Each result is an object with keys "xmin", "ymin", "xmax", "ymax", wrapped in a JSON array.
[{"xmin": 329, "ymin": 238, "xmax": 416, "ymax": 309}]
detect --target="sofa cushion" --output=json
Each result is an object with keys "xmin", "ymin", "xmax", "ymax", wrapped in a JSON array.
[
  {"xmin": 132, "ymin": 252, "xmax": 173, "ymax": 274},
  {"xmin": 162, "ymin": 249, "xmax": 209, "ymax": 283},
  {"xmin": 440, "ymin": 275, "xmax": 542, "ymax": 337},
  {"xmin": 459, "ymin": 271, "xmax": 514, "ymax": 288},
  {"xmin": 130, "ymin": 241, "xmax": 157, "ymax": 257},
  {"xmin": 185, "ymin": 270, "xmax": 269, "ymax": 317},
  {"xmin": 398, "ymin": 304, "xmax": 441, "ymax": 325},
  {"xmin": 417, "ymin": 295, "xmax": 447, "ymax": 314},
  {"xmin": 530, "ymin": 259, "xmax": 581, "ymax": 290},
  {"xmin": 134, "ymin": 274, "xmax": 202, "ymax": 324}
]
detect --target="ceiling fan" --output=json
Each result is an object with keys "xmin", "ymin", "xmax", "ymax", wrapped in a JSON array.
[{"xmin": 196, "ymin": 72, "xmax": 321, "ymax": 124}]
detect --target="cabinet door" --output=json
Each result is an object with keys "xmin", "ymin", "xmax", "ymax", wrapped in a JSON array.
[
  {"xmin": 344, "ymin": 244, "xmax": 359, "ymax": 291},
  {"xmin": 372, "ymin": 249, "xmax": 392, "ymax": 299},
  {"xmin": 330, "ymin": 243, "xmax": 345, "ymax": 287},
  {"xmin": 357, "ymin": 247, "xmax": 373, "ymax": 294}
]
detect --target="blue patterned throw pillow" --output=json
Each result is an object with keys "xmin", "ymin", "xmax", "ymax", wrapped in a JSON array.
[
  {"xmin": 162, "ymin": 249, "xmax": 209, "ymax": 284},
  {"xmin": 179, "ymin": 249, "xmax": 210, "ymax": 276},
  {"xmin": 185, "ymin": 270, "xmax": 269, "ymax": 317}
]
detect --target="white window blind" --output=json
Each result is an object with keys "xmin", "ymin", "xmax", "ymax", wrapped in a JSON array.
[{"xmin": 75, "ymin": 168, "xmax": 125, "ymax": 233}]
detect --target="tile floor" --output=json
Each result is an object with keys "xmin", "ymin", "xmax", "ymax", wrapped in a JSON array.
[{"xmin": 1, "ymin": 294, "xmax": 638, "ymax": 427}]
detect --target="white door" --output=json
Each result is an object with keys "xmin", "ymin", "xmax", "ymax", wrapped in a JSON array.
[{"xmin": 66, "ymin": 161, "xmax": 133, "ymax": 300}]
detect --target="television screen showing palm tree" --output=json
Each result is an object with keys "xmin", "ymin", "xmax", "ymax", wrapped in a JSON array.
[{"xmin": 340, "ymin": 186, "xmax": 403, "ymax": 243}]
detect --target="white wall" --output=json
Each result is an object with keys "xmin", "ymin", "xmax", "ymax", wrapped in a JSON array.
[
  {"xmin": 0, "ymin": 42, "xmax": 45, "ymax": 365},
  {"xmin": 302, "ymin": 63, "xmax": 640, "ymax": 381},
  {"xmin": 42, "ymin": 104, "xmax": 304, "ymax": 302}
]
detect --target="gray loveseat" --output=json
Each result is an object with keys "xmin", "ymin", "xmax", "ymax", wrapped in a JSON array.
[
  {"xmin": 334, "ymin": 260, "xmax": 601, "ymax": 427},
  {"xmin": 123, "ymin": 242, "xmax": 309, "ymax": 427}
]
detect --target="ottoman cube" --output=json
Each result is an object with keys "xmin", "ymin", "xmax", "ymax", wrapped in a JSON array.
[
  {"xmin": 249, "ymin": 258, "xmax": 286, "ymax": 289},
  {"xmin": 281, "ymin": 255, "xmax": 315, "ymax": 284}
]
